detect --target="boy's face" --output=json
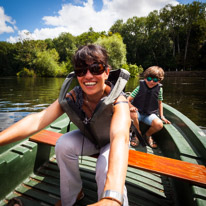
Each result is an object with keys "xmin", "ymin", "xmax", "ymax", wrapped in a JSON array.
[{"xmin": 144, "ymin": 76, "xmax": 160, "ymax": 88}]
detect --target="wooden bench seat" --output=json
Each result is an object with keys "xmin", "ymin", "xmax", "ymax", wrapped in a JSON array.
[{"xmin": 29, "ymin": 129, "xmax": 206, "ymax": 187}]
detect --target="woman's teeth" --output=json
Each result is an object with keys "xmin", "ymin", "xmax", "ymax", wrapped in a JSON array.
[{"xmin": 84, "ymin": 82, "xmax": 96, "ymax": 86}]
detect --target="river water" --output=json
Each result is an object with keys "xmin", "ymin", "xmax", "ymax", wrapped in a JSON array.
[{"xmin": 0, "ymin": 76, "xmax": 206, "ymax": 133}]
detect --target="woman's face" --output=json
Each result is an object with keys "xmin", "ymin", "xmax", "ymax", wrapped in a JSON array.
[{"xmin": 77, "ymin": 61, "xmax": 110, "ymax": 96}]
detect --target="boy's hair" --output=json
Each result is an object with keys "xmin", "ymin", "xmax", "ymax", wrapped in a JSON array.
[
  {"xmin": 143, "ymin": 66, "xmax": 164, "ymax": 81},
  {"xmin": 73, "ymin": 44, "xmax": 108, "ymax": 68}
]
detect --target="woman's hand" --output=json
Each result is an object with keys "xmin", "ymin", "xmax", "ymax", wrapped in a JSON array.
[{"xmin": 87, "ymin": 199, "xmax": 121, "ymax": 206}]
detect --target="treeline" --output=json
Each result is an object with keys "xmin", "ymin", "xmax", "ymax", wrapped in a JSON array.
[{"xmin": 0, "ymin": 1, "xmax": 205, "ymax": 77}]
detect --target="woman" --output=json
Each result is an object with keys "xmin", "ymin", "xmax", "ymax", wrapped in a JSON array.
[{"xmin": 0, "ymin": 44, "xmax": 131, "ymax": 206}]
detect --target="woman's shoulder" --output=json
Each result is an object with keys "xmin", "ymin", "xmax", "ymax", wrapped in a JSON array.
[{"xmin": 66, "ymin": 86, "xmax": 82, "ymax": 102}]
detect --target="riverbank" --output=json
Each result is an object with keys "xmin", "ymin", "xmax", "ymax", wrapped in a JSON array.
[{"xmin": 164, "ymin": 71, "xmax": 206, "ymax": 77}]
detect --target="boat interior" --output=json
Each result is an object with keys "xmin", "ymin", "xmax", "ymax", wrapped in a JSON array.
[{"xmin": 0, "ymin": 104, "xmax": 206, "ymax": 206}]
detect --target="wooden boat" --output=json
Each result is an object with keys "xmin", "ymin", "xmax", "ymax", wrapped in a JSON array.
[{"xmin": 0, "ymin": 103, "xmax": 206, "ymax": 206}]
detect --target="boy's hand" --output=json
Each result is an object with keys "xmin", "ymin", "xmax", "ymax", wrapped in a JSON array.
[
  {"xmin": 130, "ymin": 106, "xmax": 138, "ymax": 112},
  {"xmin": 161, "ymin": 116, "xmax": 171, "ymax": 124}
]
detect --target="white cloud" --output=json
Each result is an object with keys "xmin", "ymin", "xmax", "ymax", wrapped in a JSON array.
[
  {"xmin": 0, "ymin": 7, "xmax": 17, "ymax": 34},
  {"xmin": 7, "ymin": 0, "xmax": 179, "ymax": 42},
  {"xmin": 103, "ymin": 0, "xmax": 179, "ymax": 19},
  {"xmin": 42, "ymin": 0, "xmax": 179, "ymax": 35},
  {"xmin": 7, "ymin": 27, "xmax": 69, "ymax": 43}
]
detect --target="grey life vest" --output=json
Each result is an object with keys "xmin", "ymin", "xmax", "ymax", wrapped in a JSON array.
[
  {"xmin": 132, "ymin": 80, "xmax": 162, "ymax": 115},
  {"xmin": 58, "ymin": 69, "xmax": 130, "ymax": 148}
]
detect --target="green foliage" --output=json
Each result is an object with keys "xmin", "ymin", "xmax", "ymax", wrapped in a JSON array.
[
  {"xmin": 56, "ymin": 60, "xmax": 74, "ymax": 77},
  {"xmin": 109, "ymin": 20, "xmax": 124, "ymax": 34},
  {"xmin": 0, "ymin": 42, "xmax": 18, "ymax": 76},
  {"xmin": 122, "ymin": 64, "xmax": 143, "ymax": 78},
  {"xmin": 33, "ymin": 49, "xmax": 61, "ymax": 77},
  {"xmin": 75, "ymin": 27, "xmax": 105, "ymax": 47},
  {"xmin": 0, "ymin": 2, "xmax": 205, "ymax": 77},
  {"xmin": 109, "ymin": 2, "xmax": 206, "ymax": 70},
  {"xmin": 64, "ymin": 59, "xmax": 74, "ymax": 74},
  {"xmin": 117, "ymin": 16, "xmax": 148, "ymax": 65},
  {"xmin": 95, "ymin": 34, "xmax": 127, "ymax": 69},
  {"xmin": 14, "ymin": 40, "xmax": 47, "ymax": 70},
  {"xmin": 55, "ymin": 62, "xmax": 68, "ymax": 77},
  {"xmin": 17, "ymin": 68, "xmax": 35, "ymax": 77},
  {"xmin": 52, "ymin": 32, "xmax": 77, "ymax": 62}
]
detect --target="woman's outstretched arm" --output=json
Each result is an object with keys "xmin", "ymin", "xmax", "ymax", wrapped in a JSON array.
[
  {"xmin": 0, "ymin": 99, "xmax": 64, "ymax": 146},
  {"xmin": 88, "ymin": 96, "xmax": 131, "ymax": 206}
]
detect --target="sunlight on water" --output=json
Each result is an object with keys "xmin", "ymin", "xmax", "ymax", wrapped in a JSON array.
[{"xmin": 0, "ymin": 77, "xmax": 65, "ymax": 131}]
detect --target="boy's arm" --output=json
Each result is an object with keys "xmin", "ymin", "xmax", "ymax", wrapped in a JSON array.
[
  {"xmin": 127, "ymin": 86, "xmax": 140, "ymax": 111},
  {"xmin": 127, "ymin": 96, "xmax": 137, "ymax": 112},
  {"xmin": 158, "ymin": 100, "xmax": 171, "ymax": 124},
  {"xmin": 127, "ymin": 85, "xmax": 140, "ymax": 112}
]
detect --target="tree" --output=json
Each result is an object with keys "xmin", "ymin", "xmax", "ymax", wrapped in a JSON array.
[
  {"xmin": 160, "ymin": 4, "xmax": 184, "ymax": 58},
  {"xmin": 145, "ymin": 10, "xmax": 174, "ymax": 69},
  {"xmin": 159, "ymin": 2, "xmax": 206, "ymax": 70},
  {"xmin": 1, "ymin": 2, "xmax": 205, "ymax": 77},
  {"xmin": 52, "ymin": 32, "xmax": 76, "ymax": 62},
  {"xmin": 109, "ymin": 19, "xmax": 124, "ymax": 34},
  {"xmin": 122, "ymin": 64, "xmax": 143, "ymax": 77},
  {"xmin": 198, "ymin": 41, "xmax": 206, "ymax": 70},
  {"xmin": 95, "ymin": 34, "xmax": 127, "ymax": 69},
  {"xmin": 44, "ymin": 38, "xmax": 55, "ymax": 49},
  {"xmin": 33, "ymin": 49, "xmax": 61, "ymax": 77},
  {"xmin": 14, "ymin": 40, "xmax": 47, "ymax": 72},
  {"xmin": 0, "ymin": 42, "xmax": 17, "ymax": 76},
  {"xmin": 120, "ymin": 17, "xmax": 148, "ymax": 66},
  {"xmin": 75, "ymin": 27, "xmax": 105, "ymax": 47},
  {"xmin": 182, "ymin": 2, "xmax": 206, "ymax": 69}
]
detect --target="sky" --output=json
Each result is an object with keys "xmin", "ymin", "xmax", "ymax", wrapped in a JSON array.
[{"xmin": 0, "ymin": 0, "xmax": 203, "ymax": 43}]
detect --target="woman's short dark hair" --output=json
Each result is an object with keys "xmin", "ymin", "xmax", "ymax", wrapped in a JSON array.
[{"xmin": 73, "ymin": 44, "xmax": 108, "ymax": 68}]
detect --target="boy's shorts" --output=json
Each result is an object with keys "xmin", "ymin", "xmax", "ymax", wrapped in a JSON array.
[{"xmin": 137, "ymin": 111, "xmax": 159, "ymax": 126}]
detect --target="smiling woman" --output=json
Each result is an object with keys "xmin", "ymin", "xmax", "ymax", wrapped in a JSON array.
[{"xmin": 0, "ymin": 44, "xmax": 131, "ymax": 206}]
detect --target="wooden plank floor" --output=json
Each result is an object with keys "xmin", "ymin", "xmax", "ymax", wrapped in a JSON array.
[{"xmin": 1, "ymin": 153, "xmax": 177, "ymax": 206}]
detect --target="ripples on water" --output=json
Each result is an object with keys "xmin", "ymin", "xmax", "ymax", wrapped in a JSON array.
[
  {"xmin": 0, "ymin": 101, "xmax": 49, "ymax": 112},
  {"xmin": 162, "ymin": 77, "xmax": 206, "ymax": 133},
  {"xmin": 0, "ymin": 77, "xmax": 65, "ymax": 131},
  {"xmin": 0, "ymin": 100, "xmax": 50, "ymax": 131}
]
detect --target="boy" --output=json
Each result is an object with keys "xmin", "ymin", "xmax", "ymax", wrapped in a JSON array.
[{"xmin": 128, "ymin": 66, "xmax": 170, "ymax": 148}]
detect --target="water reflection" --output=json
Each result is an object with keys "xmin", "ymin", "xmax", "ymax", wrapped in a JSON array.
[
  {"xmin": 162, "ymin": 77, "xmax": 206, "ymax": 129},
  {"xmin": 0, "ymin": 77, "xmax": 65, "ymax": 131},
  {"xmin": 0, "ymin": 76, "xmax": 206, "ymax": 132}
]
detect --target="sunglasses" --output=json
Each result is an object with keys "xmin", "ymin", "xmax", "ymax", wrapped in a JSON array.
[
  {"xmin": 74, "ymin": 63, "xmax": 106, "ymax": 77},
  {"xmin": 146, "ymin": 76, "xmax": 159, "ymax": 82}
]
